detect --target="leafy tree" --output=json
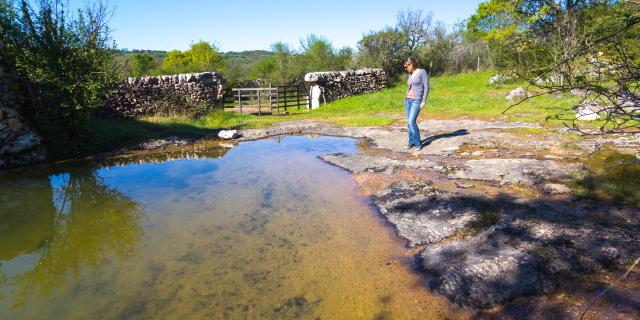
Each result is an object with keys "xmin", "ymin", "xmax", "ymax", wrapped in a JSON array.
[
  {"xmin": 299, "ymin": 34, "xmax": 335, "ymax": 72},
  {"xmin": 162, "ymin": 41, "xmax": 225, "ymax": 74},
  {"xmin": 356, "ymin": 27, "xmax": 408, "ymax": 79},
  {"xmin": 250, "ymin": 57, "xmax": 275, "ymax": 81},
  {"xmin": 163, "ymin": 49, "xmax": 188, "ymax": 72},
  {"xmin": 188, "ymin": 41, "xmax": 225, "ymax": 71},
  {"xmin": 417, "ymin": 21, "xmax": 457, "ymax": 75},
  {"xmin": 130, "ymin": 53, "xmax": 156, "ymax": 76},
  {"xmin": 1, "ymin": 0, "xmax": 118, "ymax": 139},
  {"xmin": 470, "ymin": 0, "xmax": 640, "ymax": 132},
  {"xmin": 270, "ymin": 42, "xmax": 294, "ymax": 85}
]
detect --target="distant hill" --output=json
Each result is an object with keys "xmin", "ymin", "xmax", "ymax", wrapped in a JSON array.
[
  {"xmin": 115, "ymin": 49, "xmax": 274, "ymax": 65},
  {"xmin": 116, "ymin": 49, "xmax": 167, "ymax": 59},
  {"xmin": 223, "ymin": 50, "xmax": 274, "ymax": 65}
]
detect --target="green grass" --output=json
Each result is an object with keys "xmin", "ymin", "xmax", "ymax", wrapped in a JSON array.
[
  {"xmin": 139, "ymin": 70, "xmax": 579, "ymax": 130},
  {"xmin": 51, "ymin": 70, "xmax": 598, "ymax": 160}
]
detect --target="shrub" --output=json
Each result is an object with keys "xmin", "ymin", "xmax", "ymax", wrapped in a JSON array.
[{"xmin": 1, "ymin": 0, "xmax": 118, "ymax": 140}]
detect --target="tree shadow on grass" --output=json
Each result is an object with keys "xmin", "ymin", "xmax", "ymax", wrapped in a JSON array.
[{"xmin": 421, "ymin": 129, "xmax": 468, "ymax": 147}]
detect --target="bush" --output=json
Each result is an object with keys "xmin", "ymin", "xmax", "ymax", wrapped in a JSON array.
[
  {"xmin": 161, "ymin": 41, "xmax": 225, "ymax": 74},
  {"xmin": 1, "ymin": 0, "xmax": 118, "ymax": 140},
  {"xmin": 130, "ymin": 53, "xmax": 157, "ymax": 77}
]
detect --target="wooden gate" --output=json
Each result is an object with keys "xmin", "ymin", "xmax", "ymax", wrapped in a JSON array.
[{"xmin": 224, "ymin": 84, "xmax": 310, "ymax": 115}]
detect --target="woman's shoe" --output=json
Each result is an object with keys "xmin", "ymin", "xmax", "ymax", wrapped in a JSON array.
[
  {"xmin": 405, "ymin": 144, "xmax": 413, "ymax": 149},
  {"xmin": 414, "ymin": 145, "xmax": 422, "ymax": 151}
]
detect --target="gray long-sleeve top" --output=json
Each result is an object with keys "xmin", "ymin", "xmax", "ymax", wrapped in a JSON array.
[{"xmin": 406, "ymin": 68, "xmax": 430, "ymax": 103}]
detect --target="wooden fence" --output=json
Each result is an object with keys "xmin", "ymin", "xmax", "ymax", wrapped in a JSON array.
[{"xmin": 224, "ymin": 84, "xmax": 310, "ymax": 115}]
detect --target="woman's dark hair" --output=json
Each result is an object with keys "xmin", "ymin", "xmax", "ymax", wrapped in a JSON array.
[{"xmin": 405, "ymin": 56, "xmax": 419, "ymax": 68}]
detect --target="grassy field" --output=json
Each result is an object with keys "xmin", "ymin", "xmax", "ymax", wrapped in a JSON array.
[
  {"xmin": 136, "ymin": 70, "xmax": 578, "ymax": 128},
  {"xmin": 60, "ymin": 70, "xmax": 584, "ymax": 160}
]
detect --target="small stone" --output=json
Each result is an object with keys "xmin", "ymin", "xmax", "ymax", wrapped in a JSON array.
[
  {"xmin": 218, "ymin": 129, "xmax": 239, "ymax": 140},
  {"xmin": 6, "ymin": 117, "xmax": 23, "ymax": 132},
  {"xmin": 455, "ymin": 182, "xmax": 474, "ymax": 189},
  {"xmin": 506, "ymin": 87, "xmax": 527, "ymax": 102},
  {"xmin": 570, "ymin": 89, "xmax": 589, "ymax": 96},
  {"xmin": 541, "ymin": 183, "xmax": 572, "ymax": 194},
  {"xmin": 575, "ymin": 101, "xmax": 604, "ymax": 121},
  {"xmin": 471, "ymin": 151, "xmax": 484, "ymax": 156}
]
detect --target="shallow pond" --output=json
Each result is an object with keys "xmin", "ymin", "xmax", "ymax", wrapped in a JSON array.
[{"xmin": 0, "ymin": 135, "xmax": 456, "ymax": 319}]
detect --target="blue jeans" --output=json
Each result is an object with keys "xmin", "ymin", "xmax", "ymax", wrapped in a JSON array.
[{"xmin": 404, "ymin": 98, "xmax": 421, "ymax": 147}]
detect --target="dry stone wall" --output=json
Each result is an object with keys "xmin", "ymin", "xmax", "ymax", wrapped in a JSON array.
[
  {"xmin": 304, "ymin": 68, "xmax": 387, "ymax": 108},
  {"xmin": 0, "ymin": 65, "xmax": 45, "ymax": 169},
  {"xmin": 104, "ymin": 72, "xmax": 223, "ymax": 117}
]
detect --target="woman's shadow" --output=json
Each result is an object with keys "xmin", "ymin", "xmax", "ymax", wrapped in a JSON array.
[{"xmin": 421, "ymin": 129, "xmax": 468, "ymax": 147}]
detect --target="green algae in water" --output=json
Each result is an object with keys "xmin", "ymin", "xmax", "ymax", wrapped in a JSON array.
[
  {"xmin": 574, "ymin": 148, "xmax": 640, "ymax": 206},
  {"xmin": 0, "ymin": 136, "xmax": 458, "ymax": 319}
]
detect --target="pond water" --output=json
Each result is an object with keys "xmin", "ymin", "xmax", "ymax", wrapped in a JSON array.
[{"xmin": 0, "ymin": 135, "xmax": 456, "ymax": 319}]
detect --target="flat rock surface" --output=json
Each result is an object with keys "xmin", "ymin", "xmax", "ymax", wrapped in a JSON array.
[
  {"xmin": 450, "ymin": 158, "xmax": 569, "ymax": 185},
  {"xmin": 321, "ymin": 153, "xmax": 438, "ymax": 173},
  {"xmin": 420, "ymin": 230, "xmax": 551, "ymax": 309},
  {"xmin": 418, "ymin": 119, "xmax": 540, "ymax": 131},
  {"xmin": 371, "ymin": 181, "xmax": 483, "ymax": 247}
]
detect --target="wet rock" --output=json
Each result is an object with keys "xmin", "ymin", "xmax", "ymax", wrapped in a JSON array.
[
  {"xmin": 450, "ymin": 158, "xmax": 568, "ymax": 185},
  {"xmin": 371, "ymin": 182, "xmax": 482, "ymax": 247},
  {"xmin": 321, "ymin": 153, "xmax": 437, "ymax": 174}
]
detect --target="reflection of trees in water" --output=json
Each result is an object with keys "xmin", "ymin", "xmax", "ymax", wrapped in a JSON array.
[
  {"xmin": 0, "ymin": 265, "xmax": 6, "ymax": 301},
  {"xmin": 1, "ymin": 165, "xmax": 143, "ymax": 307},
  {"xmin": 2, "ymin": 144, "xmax": 229, "ymax": 307},
  {"xmin": 0, "ymin": 171, "xmax": 57, "ymax": 304},
  {"xmin": 101, "ymin": 146, "xmax": 230, "ymax": 168}
]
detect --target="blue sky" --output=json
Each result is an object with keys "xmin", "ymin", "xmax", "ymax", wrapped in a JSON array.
[{"xmin": 71, "ymin": 0, "xmax": 485, "ymax": 52}]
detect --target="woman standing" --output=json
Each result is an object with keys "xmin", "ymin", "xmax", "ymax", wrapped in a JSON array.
[{"xmin": 403, "ymin": 57, "xmax": 429, "ymax": 151}]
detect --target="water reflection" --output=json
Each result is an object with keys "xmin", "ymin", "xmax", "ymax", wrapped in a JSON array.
[
  {"xmin": 0, "ymin": 143, "xmax": 232, "ymax": 310},
  {"xmin": 0, "ymin": 137, "xmax": 457, "ymax": 319}
]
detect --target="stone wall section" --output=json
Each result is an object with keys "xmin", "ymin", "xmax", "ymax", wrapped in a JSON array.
[
  {"xmin": 104, "ymin": 72, "xmax": 223, "ymax": 117},
  {"xmin": 304, "ymin": 68, "xmax": 387, "ymax": 108}
]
